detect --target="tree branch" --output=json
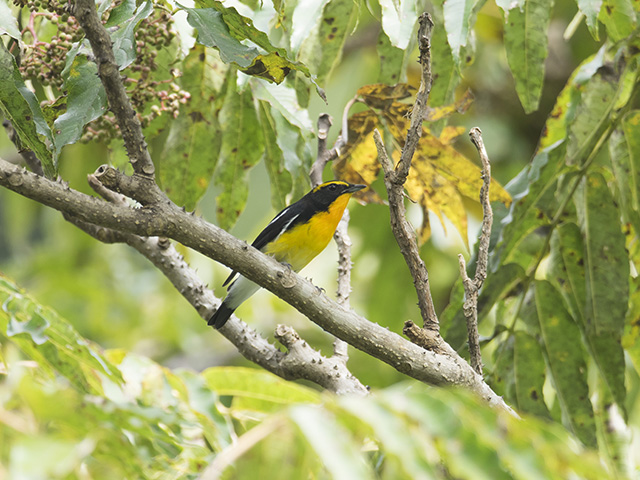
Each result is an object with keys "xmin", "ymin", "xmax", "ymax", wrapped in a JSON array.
[
  {"xmin": 0, "ymin": 157, "xmax": 515, "ymax": 414},
  {"xmin": 459, "ymin": 127, "xmax": 494, "ymax": 375},
  {"xmin": 73, "ymin": 0, "xmax": 156, "ymax": 177},
  {"xmin": 375, "ymin": 13, "xmax": 438, "ymax": 337}
]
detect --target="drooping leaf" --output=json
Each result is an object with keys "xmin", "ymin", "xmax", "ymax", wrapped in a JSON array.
[
  {"xmin": 185, "ymin": 0, "xmax": 314, "ymax": 84},
  {"xmin": 537, "ymin": 47, "xmax": 605, "ymax": 152},
  {"xmin": 502, "ymin": 0, "xmax": 553, "ymax": 114},
  {"xmin": 258, "ymin": 101, "xmax": 293, "ymax": 211},
  {"xmin": 214, "ymin": 82, "xmax": 264, "ymax": 230},
  {"xmin": 609, "ymin": 111, "xmax": 640, "ymax": 233},
  {"xmin": 443, "ymin": 0, "xmax": 483, "ymax": 67},
  {"xmin": 429, "ymin": 19, "xmax": 460, "ymax": 110},
  {"xmin": 488, "ymin": 333, "xmax": 516, "ymax": 403},
  {"xmin": 0, "ymin": 42, "xmax": 55, "ymax": 178},
  {"xmin": 548, "ymin": 222, "xmax": 628, "ymax": 421},
  {"xmin": 598, "ymin": 0, "xmax": 636, "ymax": 42},
  {"xmin": 493, "ymin": 142, "xmax": 566, "ymax": 271},
  {"xmin": 110, "ymin": 1, "xmax": 153, "ymax": 70},
  {"xmin": 513, "ymin": 331, "xmax": 550, "ymax": 418},
  {"xmin": 376, "ymin": 30, "xmax": 409, "ymax": 84},
  {"xmin": 0, "ymin": 0, "xmax": 21, "ymax": 39},
  {"xmin": 53, "ymin": 55, "xmax": 108, "ymax": 157},
  {"xmin": 379, "ymin": 0, "xmax": 418, "ymax": 50},
  {"xmin": 157, "ymin": 46, "xmax": 225, "ymax": 210},
  {"xmin": 534, "ymin": 280, "xmax": 596, "ymax": 447},
  {"xmin": 567, "ymin": 66, "xmax": 620, "ymax": 165},
  {"xmin": 181, "ymin": 6, "xmax": 259, "ymax": 68},
  {"xmin": 577, "ymin": 0, "xmax": 602, "ymax": 39},
  {"xmin": 314, "ymin": 0, "xmax": 360, "ymax": 84},
  {"xmin": 575, "ymin": 172, "xmax": 629, "ymax": 335}
]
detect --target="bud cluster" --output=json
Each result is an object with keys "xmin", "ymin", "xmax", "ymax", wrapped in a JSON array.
[{"xmin": 13, "ymin": 0, "xmax": 190, "ymax": 143}]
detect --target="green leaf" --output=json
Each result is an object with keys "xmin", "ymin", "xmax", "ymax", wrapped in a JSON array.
[
  {"xmin": 538, "ymin": 47, "xmax": 605, "ymax": 152},
  {"xmin": 157, "ymin": 46, "xmax": 224, "ymax": 210},
  {"xmin": 290, "ymin": 0, "xmax": 330, "ymax": 53},
  {"xmin": 258, "ymin": 101, "xmax": 292, "ymax": 211},
  {"xmin": 0, "ymin": 43, "xmax": 55, "ymax": 178},
  {"xmin": 104, "ymin": 0, "xmax": 136, "ymax": 27},
  {"xmin": 187, "ymin": 0, "xmax": 314, "ymax": 84},
  {"xmin": 314, "ymin": 0, "xmax": 360, "ymax": 84},
  {"xmin": 567, "ymin": 66, "xmax": 619, "ymax": 165},
  {"xmin": 576, "ymin": 0, "xmax": 602, "ymax": 39},
  {"xmin": 202, "ymin": 367, "xmax": 321, "ymax": 412},
  {"xmin": 0, "ymin": 0, "xmax": 21, "ymax": 39},
  {"xmin": 514, "ymin": 331, "xmax": 551, "ymax": 418},
  {"xmin": 488, "ymin": 333, "xmax": 516, "ymax": 404},
  {"xmin": 110, "ymin": 1, "xmax": 153, "ymax": 70},
  {"xmin": 534, "ymin": 280, "xmax": 596, "ymax": 447},
  {"xmin": 548, "ymin": 222, "xmax": 628, "ymax": 421},
  {"xmin": 53, "ymin": 55, "xmax": 108, "ymax": 157},
  {"xmin": 502, "ymin": 0, "xmax": 553, "ymax": 114},
  {"xmin": 376, "ymin": 30, "xmax": 407, "ymax": 84},
  {"xmin": 599, "ymin": 0, "xmax": 636, "ymax": 42},
  {"xmin": 575, "ymin": 172, "xmax": 629, "ymax": 334},
  {"xmin": 290, "ymin": 405, "xmax": 373, "ymax": 480},
  {"xmin": 549, "ymin": 223, "xmax": 586, "ymax": 322},
  {"xmin": 0, "ymin": 276, "xmax": 122, "ymax": 394},
  {"xmin": 429, "ymin": 21, "xmax": 459, "ymax": 108},
  {"xmin": 493, "ymin": 142, "xmax": 565, "ymax": 271},
  {"xmin": 181, "ymin": 6, "xmax": 258, "ymax": 68},
  {"xmin": 214, "ymin": 82, "xmax": 264, "ymax": 230},
  {"xmin": 379, "ymin": 0, "xmax": 418, "ymax": 50},
  {"xmin": 609, "ymin": 111, "xmax": 640, "ymax": 233},
  {"xmin": 443, "ymin": 0, "xmax": 482, "ymax": 66}
]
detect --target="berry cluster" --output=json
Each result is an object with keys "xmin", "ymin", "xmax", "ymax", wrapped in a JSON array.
[{"xmin": 12, "ymin": 0, "xmax": 190, "ymax": 144}]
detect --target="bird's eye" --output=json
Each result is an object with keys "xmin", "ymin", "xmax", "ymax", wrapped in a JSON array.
[{"xmin": 328, "ymin": 183, "xmax": 337, "ymax": 191}]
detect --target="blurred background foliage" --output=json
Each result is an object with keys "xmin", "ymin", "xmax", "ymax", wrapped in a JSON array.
[
  {"xmin": 0, "ymin": 0, "xmax": 601, "ymax": 378},
  {"xmin": 2, "ymin": 0, "xmax": 640, "ymax": 476}
]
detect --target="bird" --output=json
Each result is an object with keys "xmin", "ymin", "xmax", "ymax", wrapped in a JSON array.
[{"xmin": 209, "ymin": 180, "xmax": 366, "ymax": 329}]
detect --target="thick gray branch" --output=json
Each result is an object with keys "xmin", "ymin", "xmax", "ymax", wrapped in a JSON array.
[
  {"xmin": 0, "ymin": 157, "xmax": 514, "ymax": 414},
  {"xmin": 73, "ymin": 0, "xmax": 156, "ymax": 177}
]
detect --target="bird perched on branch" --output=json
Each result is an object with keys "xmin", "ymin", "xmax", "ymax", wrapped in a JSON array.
[{"xmin": 209, "ymin": 180, "xmax": 365, "ymax": 329}]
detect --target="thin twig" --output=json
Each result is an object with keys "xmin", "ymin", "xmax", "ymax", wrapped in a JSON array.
[
  {"xmin": 73, "ymin": 0, "xmax": 156, "ymax": 177},
  {"xmin": 376, "ymin": 13, "xmax": 439, "ymax": 343},
  {"xmin": 459, "ymin": 127, "xmax": 494, "ymax": 375},
  {"xmin": 311, "ymin": 99, "xmax": 361, "ymax": 361}
]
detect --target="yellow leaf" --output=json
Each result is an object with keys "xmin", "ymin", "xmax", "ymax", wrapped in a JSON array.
[
  {"xmin": 439, "ymin": 126, "xmax": 466, "ymax": 144},
  {"xmin": 424, "ymin": 90, "xmax": 474, "ymax": 122},
  {"xmin": 357, "ymin": 83, "xmax": 416, "ymax": 110}
]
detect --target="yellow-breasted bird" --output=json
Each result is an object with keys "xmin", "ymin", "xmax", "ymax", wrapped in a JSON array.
[{"xmin": 209, "ymin": 180, "xmax": 365, "ymax": 329}]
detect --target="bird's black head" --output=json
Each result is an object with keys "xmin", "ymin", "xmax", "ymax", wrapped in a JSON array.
[{"xmin": 307, "ymin": 181, "xmax": 366, "ymax": 210}]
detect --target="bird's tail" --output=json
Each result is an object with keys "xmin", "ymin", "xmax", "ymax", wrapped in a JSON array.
[{"xmin": 208, "ymin": 302, "xmax": 235, "ymax": 329}]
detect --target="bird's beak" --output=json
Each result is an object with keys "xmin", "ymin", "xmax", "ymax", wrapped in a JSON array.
[{"xmin": 345, "ymin": 184, "xmax": 367, "ymax": 193}]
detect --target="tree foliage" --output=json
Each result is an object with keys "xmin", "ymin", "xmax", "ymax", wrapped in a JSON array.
[{"xmin": 1, "ymin": 0, "xmax": 640, "ymax": 477}]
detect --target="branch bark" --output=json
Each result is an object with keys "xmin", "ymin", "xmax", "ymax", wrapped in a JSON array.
[
  {"xmin": 0, "ymin": 157, "xmax": 514, "ymax": 414},
  {"xmin": 459, "ymin": 127, "xmax": 494, "ymax": 375},
  {"xmin": 73, "ymin": 0, "xmax": 156, "ymax": 177},
  {"xmin": 376, "ymin": 13, "xmax": 439, "ymax": 339}
]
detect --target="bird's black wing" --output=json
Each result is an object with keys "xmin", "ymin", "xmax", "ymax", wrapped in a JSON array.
[{"xmin": 221, "ymin": 201, "xmax": 308, "ymax": 287}]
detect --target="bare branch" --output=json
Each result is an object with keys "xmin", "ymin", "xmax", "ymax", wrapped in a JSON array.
[
  {"xmin": 458, "ymin": 127, "xmax": 494, "ymax": 375},
  {"xmin": 374, "ymin": 130, "xmax": 438, "ymax": 333},
  {"xmin": 0, "ymin": 156, "xmax": 515, "ymax": 415},
  {"xmin": 332, "ymin": 210, "xmax": 352, "ymax": 361},
  {"xmin": 375, "ymin": 13, "xmax": 438, "ymax": 335},
  {"xmin": 73, "ymin": 0, "xmax": 156, "ymax": 177},
  {"xmin": 394, "ymin": 12, "xmax": 434, "ymax": 182}
]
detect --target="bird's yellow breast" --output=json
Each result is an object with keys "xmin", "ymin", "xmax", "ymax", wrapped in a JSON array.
[{"xmin": 263, "ymin": 194, "xmax": 351, "ymax": 271}]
